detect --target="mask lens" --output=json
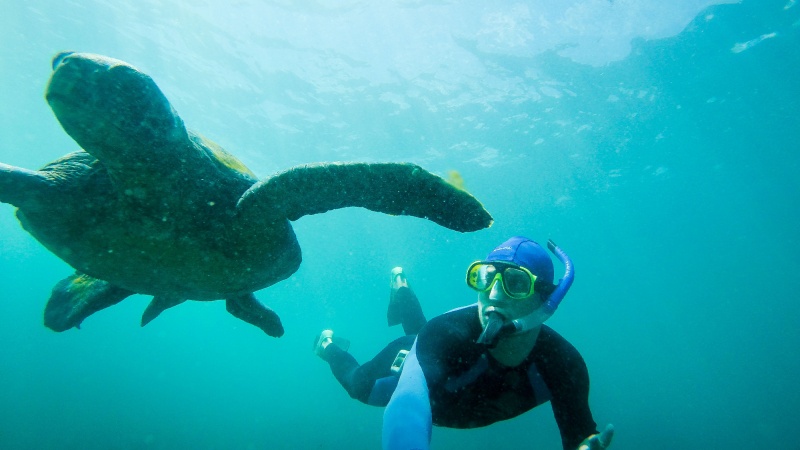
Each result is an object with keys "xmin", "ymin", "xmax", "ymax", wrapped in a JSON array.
[
  {"xmin": 475, "ymin": 265, "xmax": 498, "ymax": 290},
  {"xmin": 467, "ymin": 263, "xmax": 497, "ymax": 291},
  {"xmin": 502, "ymin": 268, "xmax": 532, "ymax": 297}
]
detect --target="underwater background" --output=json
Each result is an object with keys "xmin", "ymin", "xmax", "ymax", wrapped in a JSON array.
[{"xmin": 1, "ymin": 0, "xmax": 798, "ymax": 449}]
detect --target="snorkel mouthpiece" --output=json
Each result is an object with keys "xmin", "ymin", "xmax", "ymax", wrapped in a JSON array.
[{"xmin": 477, "ymin": 310, "xmax": 514, "ymax": 347}]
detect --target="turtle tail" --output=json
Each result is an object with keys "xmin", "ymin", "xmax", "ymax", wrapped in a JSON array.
[{"xmin": 141, "ymin": 296, "xmax": 188, "ymax": 327}]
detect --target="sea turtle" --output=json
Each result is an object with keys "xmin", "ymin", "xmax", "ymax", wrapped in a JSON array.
[{"xmin": 0, "ymin": 52, "xmax": 492, "ymax": 337}]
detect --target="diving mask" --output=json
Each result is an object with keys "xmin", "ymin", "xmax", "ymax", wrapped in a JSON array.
[{"xmin": 466, "ymin": 261, "xmax": 538, "ymax": 299}]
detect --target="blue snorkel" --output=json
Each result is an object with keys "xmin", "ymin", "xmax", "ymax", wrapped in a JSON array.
[
  {"xmin": 502, "ymin": 239, "xmax": 574, "ymax": 335},
  {"xmin": 543, "ymin": 239, "xmax": 574, "ymax": 312}
]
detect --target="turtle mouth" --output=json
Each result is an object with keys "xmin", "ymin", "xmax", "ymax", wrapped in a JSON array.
[
  {"xmin": 46, "ymin": 58, "xmax": 102, "ymax": 115},
  {"xmin": 47, "ymin": 52, "xmax": 139, "ymax": 105},
  {"xmin": 44, "ymin": 91, "xmax": 74, "ymax": 109}
]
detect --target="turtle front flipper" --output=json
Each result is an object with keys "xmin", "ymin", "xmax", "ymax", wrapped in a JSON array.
[
  {"xmin": 237, "ymin": 162, "xmax": 493, "ymax": 232},
  {"xmin": 44, "ymin": 273, "xmax": 135, "ymax": 331},
  {"xmin": 225, "ymin": 294, "xmax": 284, "ymax": 337},
  {"xmin": 141, "ymin": 296, "xmax": 187, "ymax": 327},
  {"xmin": 0, "ymin": 163, "xmax": 56, "ymax": 210}
]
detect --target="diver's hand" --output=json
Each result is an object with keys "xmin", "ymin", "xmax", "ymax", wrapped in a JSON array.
[{"xmin": 577, "ymin": 424, "xmax": 614, "ymax": 450}]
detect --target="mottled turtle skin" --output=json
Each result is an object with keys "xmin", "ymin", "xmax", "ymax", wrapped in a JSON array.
[{"xmin": 0, "ymin": 52, "xmax": 492, "ymax": 337}]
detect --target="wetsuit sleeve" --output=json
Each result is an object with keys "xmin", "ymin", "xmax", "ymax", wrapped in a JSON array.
[
  {"xmin": 382, "ymin": 341, "xmax": 432, "ymax": 450},
  {"xmin": 536, "ymin": 327, "xmax": 599, "ymax": 450}
]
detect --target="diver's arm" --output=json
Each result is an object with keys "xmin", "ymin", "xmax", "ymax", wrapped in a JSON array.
[
  {"xmin": 536, "ymin": 327, "xmax": 600, "ymax": 450},
  {"xmin": 382, "ymin": 342, "xmax": 432, "ymax": 450}
]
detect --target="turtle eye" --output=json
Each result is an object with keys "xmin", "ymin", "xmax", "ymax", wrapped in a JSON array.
[{"xmin": 52, "ymin": 51, "xmax": 75, "ymax": 70}]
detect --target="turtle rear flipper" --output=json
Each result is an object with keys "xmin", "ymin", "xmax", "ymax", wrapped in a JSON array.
[
  {"xmin": 141, "ymin": 296, "xmax": 187, "ymax": 327},
  {"xmin": 225, "ymin": 293, "xmax": 284, "ymax": 337},
  {"xmin": 237, "ymin": 162, "xmax": 493, "ymax": 233},
  {"xmin": 44, "ymin": 273, "xmax": 135, "ymax": 331}
]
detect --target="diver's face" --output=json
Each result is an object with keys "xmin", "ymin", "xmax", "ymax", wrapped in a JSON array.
[{"xmin": 477, "ymin": 280, "xmax": 542, "ymax": 327}]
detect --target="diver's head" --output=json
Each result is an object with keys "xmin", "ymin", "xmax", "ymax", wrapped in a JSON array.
[{"xmin": 467, "ymin": 236, "xmax": 557, "ymax": 344}]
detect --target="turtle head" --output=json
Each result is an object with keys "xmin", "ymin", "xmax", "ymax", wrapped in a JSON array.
[{"xmin": 45, "ymin": 52, "xmax": 188, "ymax": 170}]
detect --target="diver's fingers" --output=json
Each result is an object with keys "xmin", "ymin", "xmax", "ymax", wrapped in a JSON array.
[
  {"xmin": 578, "ymin": 424, "xmax": 615, "ymax": 450},
  {"xmin": 597, "ymin": 424, "xmax": 615, "ymax": 448}
]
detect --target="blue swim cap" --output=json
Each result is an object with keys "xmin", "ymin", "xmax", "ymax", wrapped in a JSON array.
[{"xmin": 485, "ymin": 236, "xmax": 554, "ymax": 285}]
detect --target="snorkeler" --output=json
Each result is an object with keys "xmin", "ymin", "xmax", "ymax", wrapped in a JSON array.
[{"xmin": 314, "ymin": 236, "xmax": 614, "ymax": 450}]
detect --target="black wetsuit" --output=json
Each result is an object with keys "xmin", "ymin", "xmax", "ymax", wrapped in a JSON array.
[
  {"xmin": 412, "ymin": 304, "xmax": 598, "ymax": 449},
  {"xmin": 322, "ymin": 288, "xmax": 598, "ymax": 450}
]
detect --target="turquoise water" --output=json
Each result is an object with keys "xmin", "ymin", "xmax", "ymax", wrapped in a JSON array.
[{"xmin": 1, "ymin": 1, "xmax": 798, "ymax": 449}]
